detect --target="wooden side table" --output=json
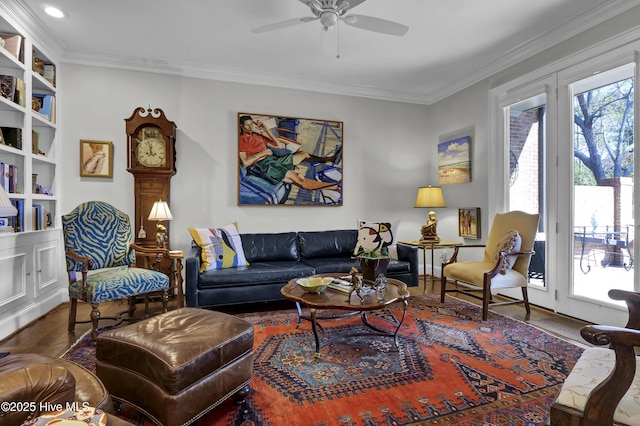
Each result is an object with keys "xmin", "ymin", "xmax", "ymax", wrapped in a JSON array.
[
  {"xmin": 399, "ymin": 240, "xmax": 462, "ymax": 292},
  {"xmin": 168, "ymin": 250, "xmax": 184, "ymax": 308}
]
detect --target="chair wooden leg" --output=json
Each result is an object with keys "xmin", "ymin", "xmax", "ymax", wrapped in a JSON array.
[
  {"xmin": 162, "ymin": 289, "xmax": 168, "ymax": 313},
  {"xmin": 440, "ymin": 273, "xmax": 447, "ymax": 303},
  {"xmin": 90, "ymin": 303, "xmax": 100, "ymax": 340},
  {"xmin": 482, "ymin": 275, "xmax": 491, "ymax": 321},
  {"xmin": 128, "ymin": 297, "xmax": 136, "ymax": 317},
  {"xmin": 521, "ymin": 287, "xmax": 531, "ymax": 313},
  {"xmin": 68, "ymin": 298, "xmax": 78, "ymax": 333}
]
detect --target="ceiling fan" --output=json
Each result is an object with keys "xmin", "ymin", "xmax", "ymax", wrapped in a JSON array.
[{"xmin": 251, "ymin": 0, "xmax": 409, "ymax": 37}]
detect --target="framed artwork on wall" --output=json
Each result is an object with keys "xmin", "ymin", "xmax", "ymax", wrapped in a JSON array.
[
  {"xmin": 79, "ymin": 140, "xmax": 113, "ymax": 178},
  {"xmin": 438, "ymin": 134, "xmax": 471, "ymax": 185},
  {"xmin": 459, "ymin": 207, "xmax": 480, "ymax": 239},
  {"xmin": 237, "ymin": 112, "xmax": 343, "ymax": 206}
]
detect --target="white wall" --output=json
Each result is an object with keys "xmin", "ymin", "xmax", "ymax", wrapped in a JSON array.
[{"xmin": 59, "ymin": 65, "xmax": 452, "ymax": 256}]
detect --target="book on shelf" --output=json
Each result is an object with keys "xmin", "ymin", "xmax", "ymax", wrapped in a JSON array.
[
  {"xmin": 0, "ymin": 33, "xmax": 24, "ymax": 62},
  {"xmin": 10, "ymin": 199, "xmax": 24, "ymax": 232},
  {"xmin": 33, "ymin": 94, "xmax": 55, "ymax": 122},
  {"xmin": 1, "ymin": 162, "xmax": 19, "ymax": 193},
  {"xmin": 32, "ymin": 204, "xmax": 49, "ymax": 230},
  {"xmin": 0, "ymin": 75, "xmax": 25, "ymax": 107},
  {"xmin": 0, "ymin": 127, "xmax": 22, "ymax": 149},
  {"xmin": 32, "ymin": 129, "xmax": 39, "ymax": 154},
  {"xmin": 43, "ymin": 64, "xmax": 55, "ymax": 86}
]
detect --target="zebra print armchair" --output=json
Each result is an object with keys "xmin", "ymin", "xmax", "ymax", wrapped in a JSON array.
[{"xmin": 62, "ymin": 201, "xmax": 170, "ymax": 340}]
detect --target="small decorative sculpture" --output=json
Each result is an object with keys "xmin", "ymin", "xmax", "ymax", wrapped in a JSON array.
[
  {"xmin": 156, "ymin": 223, "xmax": 167, "ymax": 248},
  {"xmin": 137, "ymin": 222, "xmax": 146, "ymax": 239},
  {"xmin": 348, "ymin": 267, "xmax": 364, "ymax": 303},
  {"xmin": 374, "ymin": 274, "xmax": 388, "ymax": 301},
  {"xmin": 420, "ymin": 211, "xmax": 440, "ymax": 242}
]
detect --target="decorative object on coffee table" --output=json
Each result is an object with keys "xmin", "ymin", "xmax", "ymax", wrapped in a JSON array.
[
  {"xmin": 414, "ymin": 185, "xmax": 446, "ymax": 242},
  {"xmin": 357, "ymin": 247, "xmax": 391, "ymax": 281}
]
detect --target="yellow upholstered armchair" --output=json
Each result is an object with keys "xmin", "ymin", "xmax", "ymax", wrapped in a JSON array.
[
  {"xmin": 62, "ymin": 201, "xmax": 170, "ymax": 340},
  {"xmin": 440, "ymin": 210, "xmax": 539, "ymax": 320},
  {"xmin": 550, "ymin": 289, "xmax": 640, "ymax": 425}
]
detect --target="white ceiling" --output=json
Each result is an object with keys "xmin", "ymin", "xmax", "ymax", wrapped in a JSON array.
[{"xmin": 15, "ymin": 0, "xmax": 640, "ymax": 104}]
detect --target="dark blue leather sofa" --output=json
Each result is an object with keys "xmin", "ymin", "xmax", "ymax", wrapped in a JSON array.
[{"xmin": 185, "ymin": 229, "xmax": 419, "ymax": 308}]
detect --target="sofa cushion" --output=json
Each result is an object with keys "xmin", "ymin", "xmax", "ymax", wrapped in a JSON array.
[
  {"xmin": 298, "ymin": 230, "xmax": 358, "ymax": 259},
  {"xmin": 241, "ymin": 232, "xmax": 299, "ymax": 262},
  {"xmin": 303, "ymin": 257, "xmax": 411, "ymax": 275},
  {"xmin": 188, "ymin": 224, "xmax": 248, "ymax": 272},
  {"xmin": 198, "ymin": 261, "xmax": 315, "ymax": 288}
]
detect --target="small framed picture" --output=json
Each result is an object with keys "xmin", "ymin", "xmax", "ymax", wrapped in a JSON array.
[
  {"xmin": 80, "ymin": 140, "xmax": 113, "ymax": 178},
  {"xmin": 458, "ymin": 208, "xmax": 480, "ymax": 239}
]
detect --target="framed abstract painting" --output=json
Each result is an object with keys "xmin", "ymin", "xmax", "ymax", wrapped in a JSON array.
[{"xmin": 237, "ymin": 112, "xmax": 343, "ymax": 206}]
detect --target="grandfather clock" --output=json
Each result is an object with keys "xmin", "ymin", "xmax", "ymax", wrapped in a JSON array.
[{"xmin": 126, "ymin": 107, "xmax": 177, "ymax": 248}]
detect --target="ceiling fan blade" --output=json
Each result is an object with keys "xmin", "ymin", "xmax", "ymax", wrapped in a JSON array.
[
  {"xmin": 339, "ymin": 0, "xmax": 367, "ymax": 11},
  {"xmin": 343, "ymin": 14, "xmax": 409, "ymax": 36},
  {"xmin": 251, "ymin": 17, "xmax": 318, "ymax": 34}
]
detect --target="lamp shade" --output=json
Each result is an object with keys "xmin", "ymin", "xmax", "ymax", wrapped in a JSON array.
[
  {"xmin": 414, "ymin": 185, "xmax": 446, "ymax": 208},
  {"xmin": 0, "ymin": 185, "xmax": 17, "ymax": 217},
  {"xmin": 148, "ymin": 200, "xmax": 173, "ymax": 221}
]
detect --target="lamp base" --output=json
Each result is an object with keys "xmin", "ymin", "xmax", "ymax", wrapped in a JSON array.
[
  {"xmin": 419, "ymin": 235, "xmax": 440, "ymax": 243},
  {"xmin": 155, "ymin": 223, "xmax": 167, "ymax": 249}
]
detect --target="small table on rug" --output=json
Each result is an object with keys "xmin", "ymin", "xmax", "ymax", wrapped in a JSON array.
[
  {"xmin": 281, "ymin": 273, "xmax": 410, "ymax": 357},
  {"xmin": 399, "ymin": 240, "xmax": 462, "ymax": 292}
]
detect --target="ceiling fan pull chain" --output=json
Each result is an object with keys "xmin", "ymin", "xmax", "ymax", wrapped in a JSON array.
[{"xmin": 336, "ymin": 21, "xmax": 341, "ymax": 59}]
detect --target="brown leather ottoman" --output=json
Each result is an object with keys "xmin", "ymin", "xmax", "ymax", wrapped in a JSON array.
[{"xmin": 95, "ymin": 307, "xmax": 254, "ymax": 426}]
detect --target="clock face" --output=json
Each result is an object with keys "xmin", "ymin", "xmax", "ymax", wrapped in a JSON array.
[{"xmin": 135, "ymin": 127, "xmax": 167, "ymax": 167}]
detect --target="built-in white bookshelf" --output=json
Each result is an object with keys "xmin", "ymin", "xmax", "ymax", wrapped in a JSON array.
[{"xmin": 0, "ymin": 5, "xmax": 63, "ymax": 341}]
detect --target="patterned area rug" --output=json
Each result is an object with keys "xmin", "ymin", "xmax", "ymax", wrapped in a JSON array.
[{"xmin": 62, "ymin": 294, "xmax": 583, "ymax": 425}]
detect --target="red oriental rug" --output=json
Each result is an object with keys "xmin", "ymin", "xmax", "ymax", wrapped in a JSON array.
[{"xmin": 62, "ymin": 294, "xmax": 583, "ymax": 425}]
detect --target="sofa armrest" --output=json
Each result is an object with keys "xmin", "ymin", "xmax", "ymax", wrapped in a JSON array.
[
  {"xmin": 185, "ymin": 250, "xmax": 201, "ymax": 308},
  {"xmin": 397, "ymin": 243, "xmax": 419, "ymax": 287}
]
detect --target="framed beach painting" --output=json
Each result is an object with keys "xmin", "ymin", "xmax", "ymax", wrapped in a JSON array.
[
  {"xmin": 79, "ymin": 140, "xmax": 113, "ymax": 178},
  {"xmin": 438, "ymin": 135, "xmax": 471, "ymax": 185},
  {"xmin": 458, "ymin": 207, "xmax": 480, "ymax": 239},
  {"xmin": 237, "ymin": 112, "xmax": 343, "ymax": 206}
]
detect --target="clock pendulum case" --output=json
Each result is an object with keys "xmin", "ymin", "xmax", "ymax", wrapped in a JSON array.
[{"xmin": 126, "ymin": 107, "xmax": 177, "ymax": 248}]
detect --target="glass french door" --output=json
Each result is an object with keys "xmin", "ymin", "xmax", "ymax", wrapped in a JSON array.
[
  {"xmin": 556, "ymin": 55, "xmax": 637, "ymax": 326},
  {"xmin": 490, "ymin": 76, "xmax": 557, "ymax": 310}
]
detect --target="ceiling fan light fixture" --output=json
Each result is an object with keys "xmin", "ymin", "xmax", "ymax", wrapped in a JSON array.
[{"xmin": 320, "ymin": 12, "xmax": 338, "ymax": 31}]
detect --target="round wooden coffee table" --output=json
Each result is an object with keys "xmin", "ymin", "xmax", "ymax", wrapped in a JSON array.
[{"xmin": 281, "ymin": 273, "xmax": 410, "ymax": 357}]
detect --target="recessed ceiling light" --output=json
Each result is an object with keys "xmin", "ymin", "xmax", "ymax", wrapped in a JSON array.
[{"xmin": 44, "ymin": 6, "xmax": 65, "ymax": 18}]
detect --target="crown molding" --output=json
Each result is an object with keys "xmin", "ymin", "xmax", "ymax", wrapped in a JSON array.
[
  {"xmin": 61, "ymin": 50, "xmax": 433, "ymax": 105},
  {"xmin": 9, "ymin": 0, "xmax": 640, "ymax": 106},
  {"xmin": 426, "ymin": 0, "xmax": 640, "ymax": 104}
]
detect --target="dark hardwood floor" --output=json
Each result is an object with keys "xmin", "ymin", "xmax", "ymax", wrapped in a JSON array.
[{"xmin": 0, "ymin": 278, "xmax": 590, "ymax": 357}]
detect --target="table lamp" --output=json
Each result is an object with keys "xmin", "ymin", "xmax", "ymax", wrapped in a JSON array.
[
  {"xmin": 414, "ymin": 185, "xmax": 446, "ymax": 242},
  {"xmin": 0, "ymin": 186, "xmax": 18, "ymax": 217},
  {"xmin": 148, "ymin": 200, "xmax": 173, "ymax": 248}
]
